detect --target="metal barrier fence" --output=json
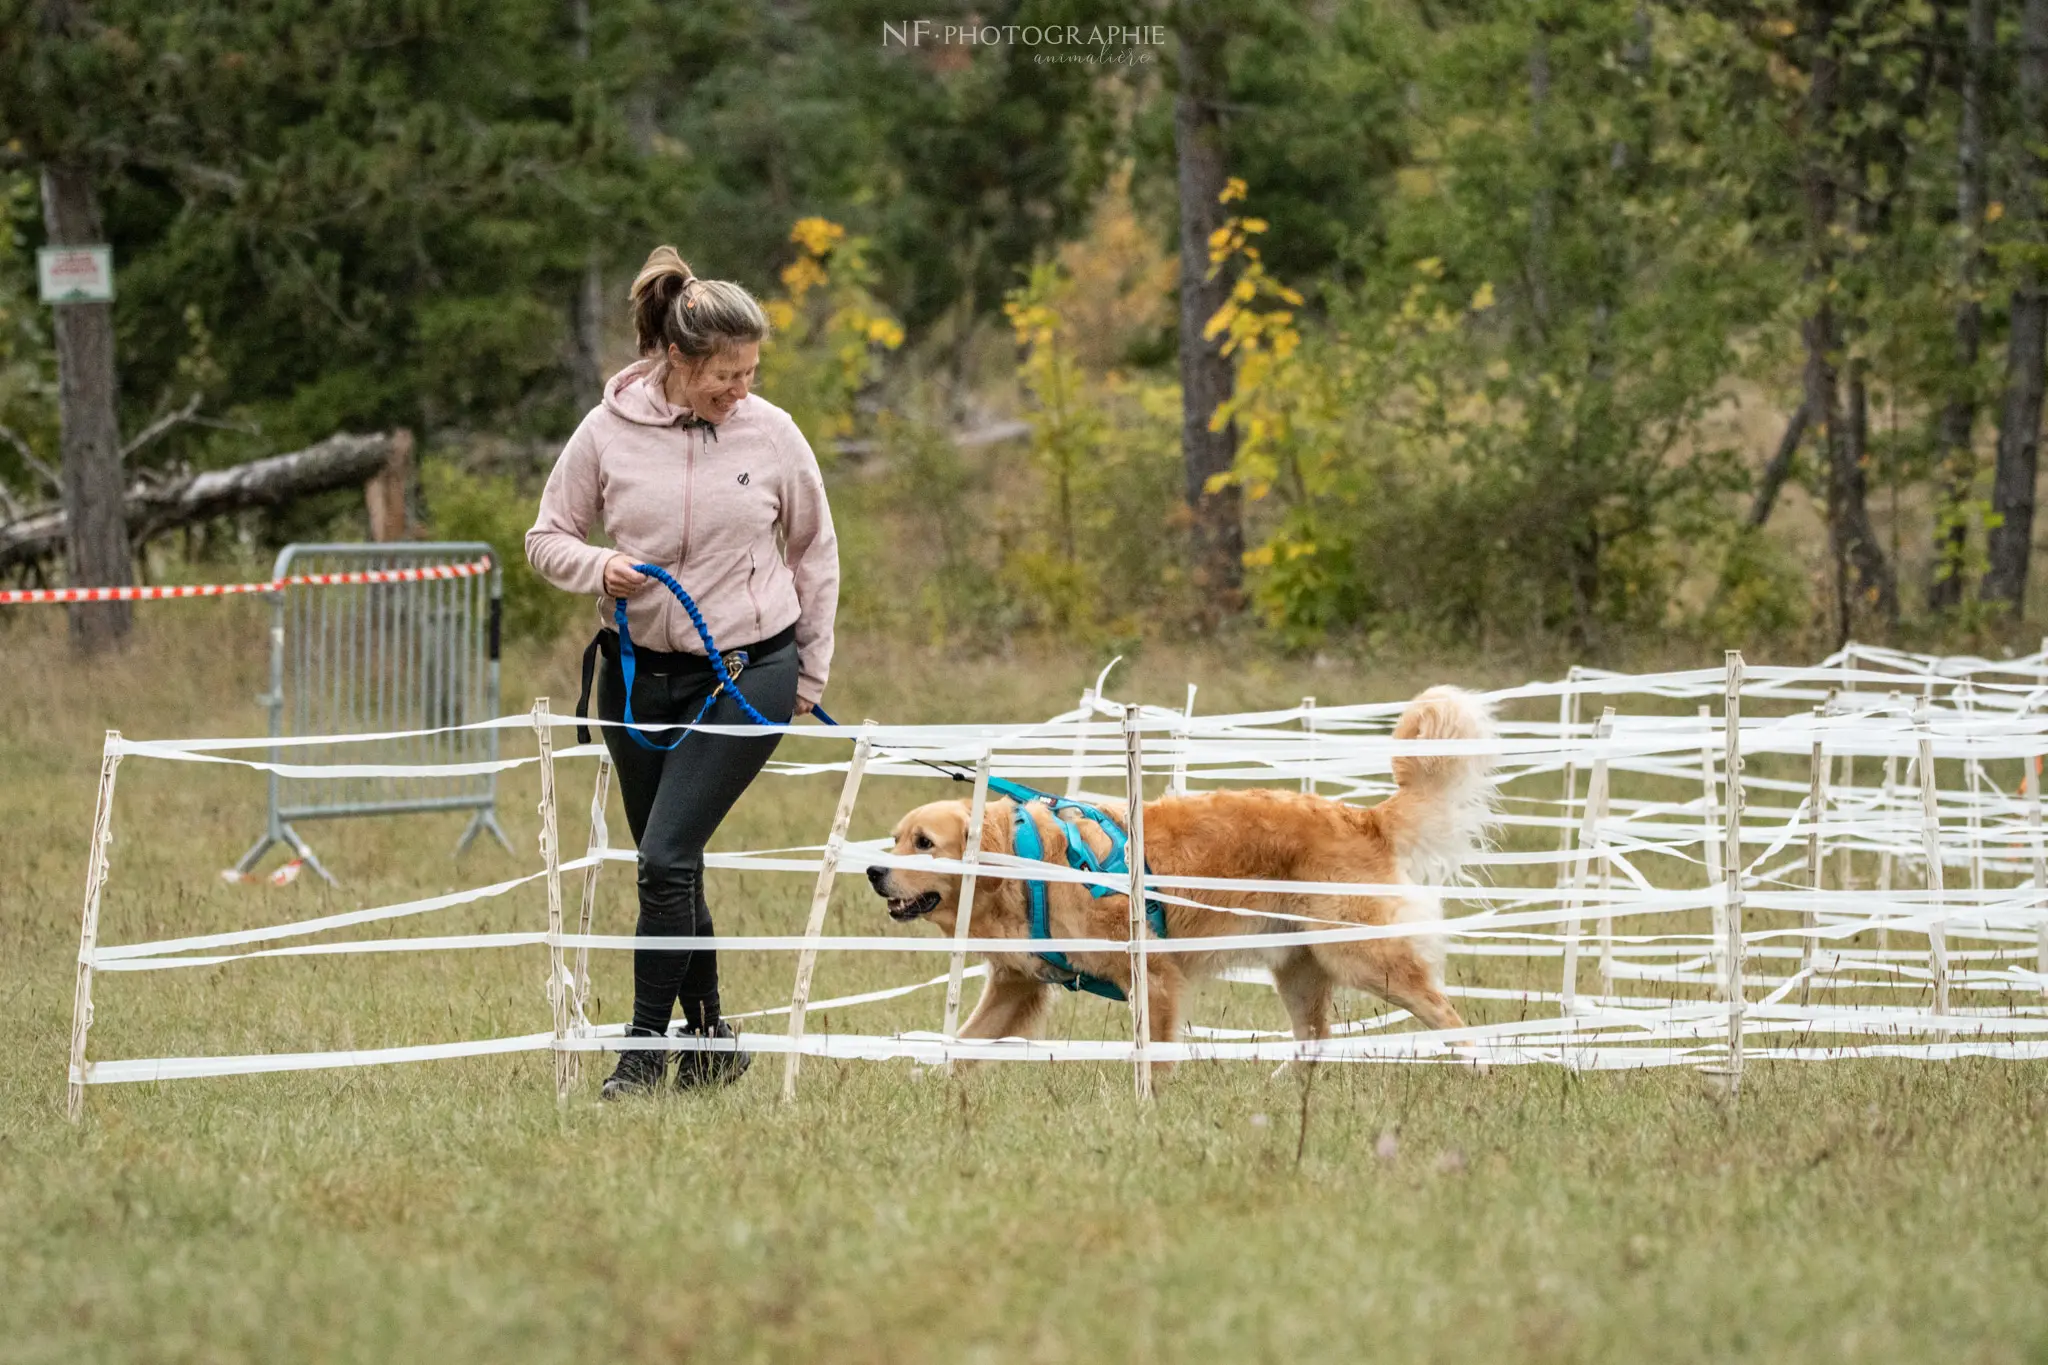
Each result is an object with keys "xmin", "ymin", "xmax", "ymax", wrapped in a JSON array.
[{"xmin": 233, "ymin": 542, "xmax": 509, "ymax": 882}]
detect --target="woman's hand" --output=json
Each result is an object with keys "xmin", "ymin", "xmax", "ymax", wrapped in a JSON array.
[
  {"xmin": 603, "ymin": 552, "xmax": 653, "ymax": 599},
  {"xmin": 794, "ymin": 698, "xmax": 814, "ymax": 717}
]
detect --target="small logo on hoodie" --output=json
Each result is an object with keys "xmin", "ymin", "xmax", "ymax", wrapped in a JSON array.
[{"xmin": 737, "ymin": 471, "xmax": 751, "ymax": 486}]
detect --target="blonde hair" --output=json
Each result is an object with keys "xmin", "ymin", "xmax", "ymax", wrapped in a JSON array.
[{"xmin": 628, "ymin": 246, "xmax": 771, "ymax": 373}]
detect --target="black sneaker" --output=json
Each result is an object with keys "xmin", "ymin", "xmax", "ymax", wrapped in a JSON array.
[
  {"xmin": 673, "ymin": 1020, "xmax": 751, "ymax": 1090},
  {"xmin": 599, "ymin": 1037, "xmax": 669, "ymax": 1100}
]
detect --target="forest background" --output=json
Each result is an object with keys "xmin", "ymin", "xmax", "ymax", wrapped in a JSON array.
[{"xmin": 4, "ymin": 0, "xmax": 2048, "ymax": 667}]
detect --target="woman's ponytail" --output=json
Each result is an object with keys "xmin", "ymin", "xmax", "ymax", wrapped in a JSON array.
[{"xmin": 627, "ymin": 244, "xmax": 770, "ymax": 369}]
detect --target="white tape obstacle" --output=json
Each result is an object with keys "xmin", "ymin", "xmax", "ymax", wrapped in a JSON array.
[{"xmin": 63, "ymin": 644, "xmax": 2048, "ymax": 1118}]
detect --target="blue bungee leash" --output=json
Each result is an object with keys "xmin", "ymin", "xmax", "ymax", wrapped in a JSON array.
[
  {"xmin": 612, "ymin": 563, "xmax": 837, "ymax": 751},
  {"xmin": 609, "ymin": 574, "xmax": 1158, "ymax": 987}
]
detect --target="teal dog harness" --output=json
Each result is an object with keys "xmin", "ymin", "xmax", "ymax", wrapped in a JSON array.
[{"xmin": 987, "ymin": 774, "xmax": 1168, "ymax": 1002}]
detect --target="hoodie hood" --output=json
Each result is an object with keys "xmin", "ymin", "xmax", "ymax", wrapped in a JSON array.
[{"xmin": 603, "ymin": 357, "xmax": 691, "ymax": 428}]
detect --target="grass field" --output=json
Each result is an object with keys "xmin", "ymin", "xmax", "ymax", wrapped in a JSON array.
[{"xmin": 3, "ymin": 606, "xmax": 2045, "ymax": 1364}]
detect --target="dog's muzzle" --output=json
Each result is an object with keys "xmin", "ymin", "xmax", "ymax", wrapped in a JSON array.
[{"xmin": 868, "ymin": 865, "xmax": 941, "ymax": 921}]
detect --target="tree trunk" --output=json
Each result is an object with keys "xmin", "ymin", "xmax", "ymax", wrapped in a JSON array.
[
  {"xmin": 565, "ymin": 0, "xmax": 605, "ymax": 411},
  {"xmin": 570, "ymin": 252, "xmax": 605, "ymax": 410},
  {"xmin": 1173, "ymin": 0, "xmax": 1243, "ymax": 616},
  {"xmin": 1985, "ymin": 0, "xmax": 2048, "ymax": 609},
  {"xmin": 1748, "ymin": 400, "xmax": 1811, "ymax": 528},
  {"xmin": 39, "ymin": 161, "xmax": 130, "ymax": 652},
  {"xmin": 1, "ymin": 432, "xmax": 403, "ymax": 572},
  {"xmin": 1931, "ymin": 0, "xmax": 1995, "ymax": 611},
  {"xmin": 1800, "ymin": 1, "xmax": 1896, "ymax": 643}
]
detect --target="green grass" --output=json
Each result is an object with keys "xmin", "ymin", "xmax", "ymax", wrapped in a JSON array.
[{"xmin": 2, "ymin": 607, "xmax": 2045, "ymax": 1363}]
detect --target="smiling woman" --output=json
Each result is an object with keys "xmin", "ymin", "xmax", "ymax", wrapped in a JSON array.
[{"xmin": 524, "ymin": 244, "xmax": 841, "ymax": 1100}]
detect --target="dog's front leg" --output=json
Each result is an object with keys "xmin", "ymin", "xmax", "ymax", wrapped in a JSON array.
[{"xmin": 957, "ymin": 970, "xmax": 1054, "ymax": 1043}]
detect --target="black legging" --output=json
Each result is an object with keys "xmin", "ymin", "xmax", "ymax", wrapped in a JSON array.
[{"xmin": 594, "ymin": 627, "xmax": 799, "ymax": 1036}]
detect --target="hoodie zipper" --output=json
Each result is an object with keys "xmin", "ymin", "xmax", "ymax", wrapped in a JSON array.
[
  {"xmin": 746, "ymin": 549, "xmax": 764, "ymax": 639},
  {"xmin": 680, "ymin": 423, "xmax": 696, "ymax": 565}
]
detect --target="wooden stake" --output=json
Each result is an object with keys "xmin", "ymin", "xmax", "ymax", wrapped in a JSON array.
[
  {"xmin": 1961, "ymin": 680, "xmax": 1985, "ymax": 897},
  {"xmin": 1801, "ymin": 699, "xmax": 1830, "ymax": 1001},
  {"xmin": 1554, "ymin": 669, "xmax": 1583, "ymax": 891},
  {"xmin": 1834, "ymin": 747, "xmax": 1855, "ymax": 892},
  {"xmin": 1064, "ymin": 689, "xmax": 1093, "ymax": 797},
  {"xmin": 1878, "ymin": 692, "xmax": 1901, "ymax": 952},
  {"xmin": 532, "ymin": 699, "xmax": 571, "ymax": 1102},
  {"xmin": 1300, "ymin": 695, "xmax": 1317, "ymax": 795},
  {"xmin": 940, "ymin": 748, "xmax": 993, "ymax": 1072},
  {"xmin": 1699, "ymin": 704, "xmax": 1728, "ymax": 999},
  {"xmin": 569, "ymin": 751, "xmax": 615, "ymax": 1086},
  {"xmin": 1170, "ymin": 684, "xmax": 1197, "ymax": 796},
  {"xmin": 2033, "ymin": 747, "xmax": 2046, "ymax": 997},
  {"xmin": 782, "ymin": 723, "xmax": 875, "ymax": 1101},
  {"xmin": 1722, "ymin": 652, "xmax": 1747, "ymax": 1092},
  {"xmin": 2036, "ymin": 639, "xmax": 2047, "ymax": 992},
  {"xmin": 66, "ymin": 730, "xmax": 122, "ymax": 1123},
  {"xmin": 1560, "ymin": 708, "xmax": 1615, "ymax": 1015},
  {"xmin": 1124, "ymin": 707, "xmax": 1153, "ymax": 1101},
  {"xmin": 1914, "ymin": 704, "xmax": 1950, "ymax": 1015}
]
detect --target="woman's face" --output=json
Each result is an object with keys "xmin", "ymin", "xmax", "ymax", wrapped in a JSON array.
[{"xmin": 669, "ymin": 342, "xmax": 759, "ymax": 424}]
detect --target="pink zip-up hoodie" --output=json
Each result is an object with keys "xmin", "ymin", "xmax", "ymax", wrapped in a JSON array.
[{"xmin": 524, "ymin": 358, "xmax": 839, "ymax": 707}]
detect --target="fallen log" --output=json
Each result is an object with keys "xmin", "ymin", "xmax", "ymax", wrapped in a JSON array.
[{"xmin": 0, "ymin": 432, "xmax": 398, "ymax": 574}]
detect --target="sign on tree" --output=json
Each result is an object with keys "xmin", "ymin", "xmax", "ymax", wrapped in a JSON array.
[{"xmin": 37, "ymin": 245, "xmax": 114, "ymax": 304}]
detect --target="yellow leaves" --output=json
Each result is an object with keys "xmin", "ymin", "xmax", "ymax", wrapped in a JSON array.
[
  {"xmin": 765, "ymin": 215, "xmax": 902, "ymax": 453},
  {"xmin": 1219, "ymin": 177, "xmax": 1248, "ymax": 204},
  {"xmin": 1485, "ymin": 358, "xmax": 1512, "ymax": 381},
  {"xmin": 1987, "ymin": 201, "xmax": 2006, "ymax": 223},
  {"xmin": 1416, "ymin": 257, "xmax": 1446, "ymax": 279},
  {"xmin": 789, "ymin": 217, "xmax": 847, "ymax": 257},
  {"xmin": 1759, "ymin": 17, "xmax": 1796, "ymax": 38},
  {"xmin": 1242, "ymin": 544, "xmax": 1277, "ymax": 568},
  {"xmin": 1241, "ymin": 217, "xmax": 1269, "ymax": 235},
  {"xmin": 779, "ymin": 255, "xmax": 827, "ymax": 300},
  {"xmin": 1202, "ymin": 313, "xmax": 1234, "ymax": 346},
  {"xmin": 1469, "ymin": 281, "xmax": 1496, "ymax": 311}
]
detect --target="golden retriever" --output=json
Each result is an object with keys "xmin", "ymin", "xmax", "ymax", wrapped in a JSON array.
[{"xmin": 865, "ymin": 687, "xmax": 1492, "ymax": 1064}]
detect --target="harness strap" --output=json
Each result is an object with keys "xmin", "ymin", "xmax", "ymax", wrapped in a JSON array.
[{"xmin": 1005, "ymin": 785, "xmax": 1168, "ymax": 1002}]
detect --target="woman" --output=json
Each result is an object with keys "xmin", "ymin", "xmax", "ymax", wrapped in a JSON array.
[{"xmin": 525, "ymin": 245, "xmax": 839, "ymax": 1098}]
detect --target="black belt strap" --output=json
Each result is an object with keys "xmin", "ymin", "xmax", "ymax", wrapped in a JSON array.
[{"xmin": 576, "ymin": 630, "xmax": 602, "ymax": 745}]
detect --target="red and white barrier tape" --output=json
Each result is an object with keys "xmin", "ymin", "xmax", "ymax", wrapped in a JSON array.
[{"xmin": 0, "ymin": 557, "xmax": 493, "ymax": 605}]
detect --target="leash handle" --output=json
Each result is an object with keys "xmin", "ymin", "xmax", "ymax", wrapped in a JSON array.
[
  {"xmin": 612, "ymin": 594, "xmax": 683, "ymax": 752},
  {"xmin": 611, "ymin": 565, "xmax": 777, "ymax": 750}
]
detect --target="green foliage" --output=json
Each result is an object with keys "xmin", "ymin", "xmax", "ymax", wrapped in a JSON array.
[
  {"xmin": 762, "ymin": 218, "xmax": 905, "ymax": 459},
  {"xmin": 1702, "ymin": 528, "xmax": 1810, "ymax": 645},
  {"xmin": 420, "ymin": 461, "xmax": 581, "ymax": 647},
  {"xmin": 6, "ymin": 0, "xmax": 2048, "ymax": 651},
  {"xmin": 997, "ymin": 259, "xmax": 1186, "ymax": 639}
]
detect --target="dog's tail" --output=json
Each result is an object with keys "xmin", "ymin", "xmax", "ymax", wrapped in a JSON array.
[{"xmin": 1371, "ymin": 686, "xmax": 1496, "ymax": 885}]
